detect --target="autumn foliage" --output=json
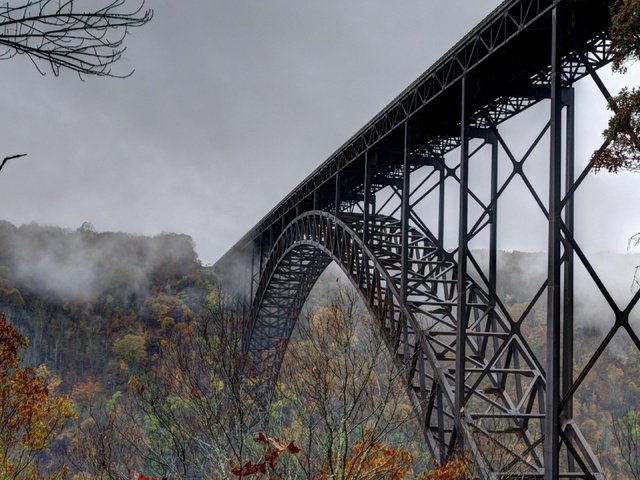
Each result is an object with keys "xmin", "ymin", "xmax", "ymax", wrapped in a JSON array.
[
  {"xmin": 230, "ymin": 431, "xmax": 417, "ymax": 479},
  {"xmin": 591, "ymin": 0, "xmax": 640, "ymax": 172},
  {"xmin": 418, "ymin": 454, "xmax": 473, "ymax": 480},
  {"xmin": 231, "ymin": 432, "xmax": 300, "ymax": 479},
  {"xmin": 0, "ymin": 313, "xmax": 76, "ymax": 479},
  {"xmin": 316, "ymin": 431, "xmax": 414, "ymax": 480},
  {"xmin": 127, "ymin": 471, "xmax": 167, "ymax": 480}
]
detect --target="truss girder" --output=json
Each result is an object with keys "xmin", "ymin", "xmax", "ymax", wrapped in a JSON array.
[
  {"xmin": 229, "ymin": 0, "xmax": 612, "ymax": 245},
  {"xmin": 243, "ymin": 211, "xmax": 604, "ymax": 479}
]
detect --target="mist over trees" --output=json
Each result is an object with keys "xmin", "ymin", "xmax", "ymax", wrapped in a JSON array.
[
  {"xmin": 0, "ymin": 222, "xmax": 427, "ymax": 478},
  {"xmin": 0, "ymin": 220, "xmax": 199, "ymax": 301}
]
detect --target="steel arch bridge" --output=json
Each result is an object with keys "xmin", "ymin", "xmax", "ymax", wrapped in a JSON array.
[{"xmin": 214, "ymin": 1, "xmax": 640, "ymax": 478}]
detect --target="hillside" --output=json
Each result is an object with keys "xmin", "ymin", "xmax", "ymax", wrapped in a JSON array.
[{"xmin": 0, "ymin": 221, "xmax": 638, "ymax": 478}]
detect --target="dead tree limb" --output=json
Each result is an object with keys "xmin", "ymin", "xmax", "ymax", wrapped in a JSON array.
[
  {"xmin": 0, "ymin": 153, "xmax": 27, "ymax": 173},
  {"xmin": 0, "ymin": 0, "xmax": 152, "ymax": 77}
]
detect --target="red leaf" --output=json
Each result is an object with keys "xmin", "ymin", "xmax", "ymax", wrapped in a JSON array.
[
  {"xmin": 287, "ymin": 442, "xmax": 300, "ymax": 455},
  {"xmin": 265, "ymin": 449, "xmax": 279, "ymax": 468}
]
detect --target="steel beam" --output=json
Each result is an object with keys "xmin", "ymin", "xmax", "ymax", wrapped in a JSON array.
[
  {"xmin": 562, "ymin": 87, "xmax": 575, "ymax": 473},
  {"xmin": 545, "ymin": 5, "xmax": 563, "ymax": 478},
  {"xmin": 438, "ymin": 162, "xmax": 446, "ymax": 248},
  {"xmin": 363, "ymin": 152, "xmax": 371, "ymax": 247},
  {"xmin": 401, "ymin": 122, "xmax": 412, "ymax": 377},
  {"xmin": 455, "ymin": 77, "xmax": 469, "ymax": 454},
  {"xmin": 335, "ymin": 172, "xmax": 341, "ymax": 218}
]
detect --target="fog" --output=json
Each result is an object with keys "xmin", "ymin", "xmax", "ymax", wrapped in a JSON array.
[
  {"xmin": 0, "ymin": 220, "xmax": 198, "ymax": 301},
  {"xmin": 0, "ymin": 0, "xmax": 636, "ymax": 323}
]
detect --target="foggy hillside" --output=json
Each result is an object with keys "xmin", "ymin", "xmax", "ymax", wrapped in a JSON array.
[
  {"xmin": 0, "ymin": 220, "xmax": 200, "ymax": 302},
  {"xmin": 0, "ymin": 220, "xmax": 638, "ymax": 478}
]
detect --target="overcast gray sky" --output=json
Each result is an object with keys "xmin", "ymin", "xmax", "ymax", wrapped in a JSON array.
[{"xmin": 0, "ymin": 0, "xmax": 637, "ymax": 264}]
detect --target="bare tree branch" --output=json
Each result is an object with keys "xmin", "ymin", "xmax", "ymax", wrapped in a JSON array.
[
  {"xmin": 612, "ymin": 409, "xmax": 640, "ymax": 480},
  {"xmin": 0, "ymin": 153, "xmax": 26, "ymax": 173},
  {"xmin": 0, "ymin": 0, "xmax": 152, "ymax": 77}
]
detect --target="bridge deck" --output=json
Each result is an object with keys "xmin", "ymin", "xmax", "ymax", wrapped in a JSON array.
[{"xmin": 219, "ymin": 0, "xmax": 611, "ymax": 260}]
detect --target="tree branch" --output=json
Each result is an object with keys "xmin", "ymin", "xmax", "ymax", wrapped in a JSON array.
[
  {"xmin": 0, "ymin": 0, "xmax": 152, "ymax": 77},
  {"xmin": 0, "ymin": 153, "xmax": 27, "ymax": 173}
]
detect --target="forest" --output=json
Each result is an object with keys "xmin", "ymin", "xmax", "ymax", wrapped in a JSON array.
[{"xmin": 0, "ymin": 220, "xmax": 638, "ymax": 479}]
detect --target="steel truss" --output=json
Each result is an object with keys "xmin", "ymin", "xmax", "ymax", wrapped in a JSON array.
[
  {"xmin": 245, "ymin": 206, "xmax": 604, "ymax": 479},
  {"xmin": 214, "ymin": 0, "xmax": 640, "ymax": 478}
]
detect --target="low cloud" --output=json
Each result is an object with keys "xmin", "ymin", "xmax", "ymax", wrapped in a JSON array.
[{"xmin": 0, "ymin": 220, "xmax": 199, "ymax": 302}]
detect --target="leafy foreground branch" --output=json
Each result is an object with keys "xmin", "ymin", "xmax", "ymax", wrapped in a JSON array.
[
  {"xmin": 231, "ymin": 432, "xmax": 300, "ymax": 479},
  {"xmin": 592, "ymin": 0, "xmax": 640, "ymax": 172},
  {"xmin": 0, "ymin": 313, "xmax": 76, "ymax": 479},
  {"xmin": 231, "ymin": 432, "xmax": 472, "ymax": 480}
]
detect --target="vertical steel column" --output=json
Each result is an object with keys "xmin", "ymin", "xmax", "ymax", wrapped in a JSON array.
[
  {"xmin": 363, "ymin": 152, "xmax": 371, "ymax": 246},
  {"xmin": 258, "ymin": 233, "xmax": 265, "ymax": 278},
  {"xmin": 489, "ymin": 133, "xmax": 498, "ymax": 304},
  {"xmin": 438, "ymin": 161, "xmax": 446, "ymax": 247},
  {"xmin": 361, "ymin": 152, "xmax": 372, "ymax": 290},
  {"xmin": 250, "ymin": 240, "xmax": 256, "ymax": 302},
  {"xmin": 313, "ymin": 191, "xmax": 318, "ymax": 210},
  {"xmin": 488, "ymin": 133, "xmax": 500, "ymax": 370},
  {"xmin": 437, "ymin": 386, "xmax": 446, "ymax": 466},
  {"xmin": 401, "ymin": 123, "xmax": 411, "ymax": 367},
  {"xmin": 269, "ymin": 224, "xmax": 274, "ymax": 256},
  {"xmin": 335, "ymin": 172, "xmax": 341, "ymax": 219},
  {"xmin": 545, "ymin": 5, "xmax": 563, "ymax": 479},
  {"xmin": 455, "ymin": 77, "xmax": 470, "ymax": 453},
  {"xmin": 562, "ymin": 87, "xmax": 575, "ymax": 470},
  {"xmin": 371, "ymin": 153, "xmax": 377, "ymax": 219}
]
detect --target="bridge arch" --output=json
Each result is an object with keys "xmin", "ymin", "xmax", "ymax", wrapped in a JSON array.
[
  {"xmin": 244, "ymin": 211, "xmax": 455, "ymax": 458},
  {"xmin": 242, "ymin": 210, "xmax": 602, "ymax": 479}
]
